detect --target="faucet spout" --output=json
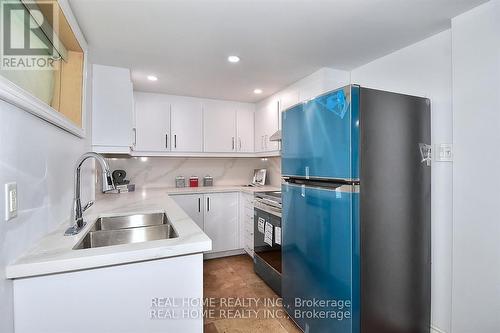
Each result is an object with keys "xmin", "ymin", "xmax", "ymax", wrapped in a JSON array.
[{"xmin": 65, "ymin": 152, "xmax": 116, "ymax": 236}]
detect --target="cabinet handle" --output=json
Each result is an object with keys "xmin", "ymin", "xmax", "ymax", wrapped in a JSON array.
[
  {"xmin": 174, "ymin": 135, "xmax": 177, "ymax": 148},
  {"xmin": 261, "ymin": 136, "xmax": 264, "ymax": 150},
  {"xmin": 238, "ymin": 137, "xmax": 242, "ymax": 151},
  {"xmin": 132, "ymin": 127, "xmax": 137, "ymax": 147},
  {"xmin": 198, "ymin": 197, "xmax": 201, "ymax": 213},
  {"xmin": 207, "ymin": 197, "xmax": 210, "ymax": 212},
  {"xmin": 165, "ymin": 134, "xmax": 168, "ymax": 149},
  {"xmin": 232, "ymin": 137, "xmax": 235, "ymax": 150},
  {"xmin": 265, "ymin": 135, "xmax": 268, "ymax": 150}
]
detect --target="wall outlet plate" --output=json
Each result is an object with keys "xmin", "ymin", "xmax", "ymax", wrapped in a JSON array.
[
  {"xmin": 436, "ymin": 143, "xmax": 453, "ymax": 162},
  {"xmin": 5, "ymin": 182, "xmax": 17, "ymax": 221}
]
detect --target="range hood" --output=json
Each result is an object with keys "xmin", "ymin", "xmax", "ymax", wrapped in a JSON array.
[{"xmin": 269, "ymin": 130, "xmax": 281, "ymax": 142}]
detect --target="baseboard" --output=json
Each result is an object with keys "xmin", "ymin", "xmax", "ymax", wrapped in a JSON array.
[
  {"xmin": 203, "ymin": 249, "xmax": 246, "ymax": 260},
  {"xmin": 431, "ymin": 325, "xmax": 447, "ymax": 333}
]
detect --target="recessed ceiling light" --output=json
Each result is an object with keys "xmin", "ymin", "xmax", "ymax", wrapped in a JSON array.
[
  {"xmin": 254, "ymin": 89, "xmax": 263, "ymax": 94},
  {"xmin": 147, "ymin": 75, "xmax": 158, "ymax": 81},
  {"xmin": 227, "ymin": 55, "xmax": 240, "ymax": 63}
]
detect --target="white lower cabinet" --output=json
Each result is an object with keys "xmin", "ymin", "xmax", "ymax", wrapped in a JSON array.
[
  {"xmin": 239, "ymin": 192, "xmax": 255, "ymax": 257},
  {"xmin": 172, "ymin": 192, "xmax": 239, "ymax": 254},
  {"xmin": 204, "ymin": 192, "xmax": 239, "ymax": 253},
  {"xmin": 171, "ymin": 194, "xmax": 204, "ymax": 229},
  {"xmin": 13, "ymin": 254, "xmax": 203, "ymax": 333}
]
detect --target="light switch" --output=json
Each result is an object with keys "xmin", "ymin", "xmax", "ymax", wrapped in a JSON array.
[
  {"xmin": 436, "ymin": 144, "xmax": 453, "ymax": 162},
  {"xmin": 5, "ymin": 183, "xmax": 17, "ymax": 221}
]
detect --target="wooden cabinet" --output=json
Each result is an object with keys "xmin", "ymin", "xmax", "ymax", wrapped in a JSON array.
[
  {"xmin": 172, "ymin": 192, "xmax": 239, "ymax": 254},
  {"xmin": 255, "ymin": 97, "xmax": 280, "ymax": 152},
  {"xmin": 134, "ymin": 92, "xmax": 171, "ymax": 152},
  {"xmin": 170, "ymin": 97, "xmax": 203, "ymax": 152},
  {"xmin": 203, "ymin": 100, "xmax": 237, "ymax": 152},
  {"xmin": 236, "ymin": 105, "xmax": 255, "ymax": 152},
  {"xmin": 92, "ymin": 64, "xmax": 134, "ymax": 153}
]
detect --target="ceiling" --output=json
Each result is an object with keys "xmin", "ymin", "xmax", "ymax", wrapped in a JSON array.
[{"xmin": 68, "ymin": 0, "xmax": 486, "ymax": 102}]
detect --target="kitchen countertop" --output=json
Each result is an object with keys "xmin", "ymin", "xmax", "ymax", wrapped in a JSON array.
[{"xmin": 6, "ymin": 185, "xmax": 280, "ymax": 279}]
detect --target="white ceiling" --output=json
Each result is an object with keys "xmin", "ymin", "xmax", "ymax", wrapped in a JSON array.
[{"xmin": 68, "ymin": 0, "xmax": 485, "ymax": 102}]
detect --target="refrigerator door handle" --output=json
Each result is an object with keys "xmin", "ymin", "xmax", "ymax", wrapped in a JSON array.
[{"xmin": 285, "ymin": 181, "xmax": 359, "ymax": 193}]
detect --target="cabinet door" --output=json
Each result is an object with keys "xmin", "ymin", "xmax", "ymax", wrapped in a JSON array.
[
  {"xmin": 263, "ymin": 97, "xmax": 280, "ymax": 151},
  {"xmin": 171, "ymin": 194, "xmax": 204, "ymax": 230},
  {"xmin": 204, "ymin": 193, "xmax": 239, "ymax": 253},
  {"xmin": 203, "ymin": 100, "xmax": 236, "ymax": 152},
  {"xmin": 92, "ymin": 65, "xmax": 133, "ymax": 149},
  {"xmin": 171, "ymin": 97, "xmax": 203, "ymax": 152},
  {"xmin": 236, "ymin": 105, "xmax": 254, "ymax": 152},
  {"xmin": 134, "ymin": 92, "xmax": 171, "ymax": 152},
  {"xmin": 255, "ymin": 103, "xmax": 266, "ymax": 153},
  {"xmin": 239, "ymin": 193, "xmax": 255, "ymax": 256}
]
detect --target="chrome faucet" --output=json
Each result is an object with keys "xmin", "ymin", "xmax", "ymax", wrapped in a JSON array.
[{"xmin": 64, "ymin": 152, "xmax": 115, "ymax": 236}]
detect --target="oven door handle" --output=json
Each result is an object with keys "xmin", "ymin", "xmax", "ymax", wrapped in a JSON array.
[{"xmin": 254, "ymin": 204, "xmax": 281, "ymax": 218}]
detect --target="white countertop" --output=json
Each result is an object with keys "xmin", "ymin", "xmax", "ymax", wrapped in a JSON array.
[{"xmin": 6, "ymin": 185, "xmax": 280, "ymax": 279}]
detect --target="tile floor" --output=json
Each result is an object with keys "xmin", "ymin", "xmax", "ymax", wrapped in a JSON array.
[{"xmin": 203, "ymin": 255, "xmax": 301, "ymax": 333}]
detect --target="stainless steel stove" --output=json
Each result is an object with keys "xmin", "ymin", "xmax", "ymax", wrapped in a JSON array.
[
  {"xmin": 254, "ymin": 191, "xmax": 282, "ymax": 214},
  {"xmin": 254, "ymin": 191, "xmax": 282, "ymax": 296}
]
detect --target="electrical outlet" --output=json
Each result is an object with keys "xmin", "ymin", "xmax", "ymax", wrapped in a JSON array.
[
  {"xmin": 436, "ymin": 144, "xmax": 453, "ymax": 162},
  {"xmin": 5, "ymin": 183, "xmax": 17, "ymax": 221}
]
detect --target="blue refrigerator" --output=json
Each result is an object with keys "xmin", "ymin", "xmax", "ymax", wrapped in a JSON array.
[{"xmin": 281, "ymin": 85, "xmax": 431, "ymax": 333}]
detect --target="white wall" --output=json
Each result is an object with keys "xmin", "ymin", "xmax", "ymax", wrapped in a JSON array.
[
  {"xmin": 0, "ymin": 72, "xmax": 94, "ymax": 332},
  {"xmin": 351, "ymin": 30, "xmax": 453, "ymax": 333},
  {"xmin": 451, "ymin": 1, "xmax": 500, "ymax": 332},
  {"xmin": 257, "ymin": 67, "xmax": 351, "ymax": 110}
]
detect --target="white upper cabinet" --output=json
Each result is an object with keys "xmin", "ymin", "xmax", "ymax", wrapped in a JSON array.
[
  {"xmin": 203, "ymin": 100, "xmax": 255, "ymax": 153},
  {"xmin": 134, "ymin": 92, "xmax": 171, "ymax": 152},
  {"xmin": 203, "ymin": 100, "xmax": 237, "ymax": 152},
  {"xmin": 92, "ymin": 64, "xmax": 134, "ymax": 153},
  {"xmin": 255, "ymin": 97, "xmax": 279, "ymax": 152},
  {"xmin": 91, "ymin": 67, "xmax": 347, "ymax": 156},
  {"xmin": 236, "ymin": 104, "xmax": 255, "ymax": 152},
  {"xmin": 170, "ymin": 97, "xmax": 203, "ymax": 152}
]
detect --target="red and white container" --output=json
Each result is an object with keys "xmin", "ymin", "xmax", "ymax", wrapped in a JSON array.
[{"xmin": 189, "ymin": 176, "xmax": 199, "ymax": 187}]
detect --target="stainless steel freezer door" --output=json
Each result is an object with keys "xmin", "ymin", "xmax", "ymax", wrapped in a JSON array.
[
  {"xmin": 281, "ymin": 86, "xmax": 360, "ymax": 181},
  {"xmin": 282, "ymin": 182, "xmax": 360, "ymax": 333}
]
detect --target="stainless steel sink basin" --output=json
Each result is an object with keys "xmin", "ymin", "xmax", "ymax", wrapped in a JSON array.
[
  {"xmin": 73, "ymin": 213, "xmax": 178, "ymax": 250},
  {"xmin": 91, "ymin": 213, "xmax": 168, "ymax": 231}
]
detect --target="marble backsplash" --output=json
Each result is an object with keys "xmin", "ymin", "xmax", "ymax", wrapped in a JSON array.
[{"xmin": 105, "ymin": 156, "xmax": 281, "ymax": 189}]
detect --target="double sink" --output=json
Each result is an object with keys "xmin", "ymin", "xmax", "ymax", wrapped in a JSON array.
[{"xmin": 74, "ymin": 213, "xmax": 178, "ymax": 250}]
